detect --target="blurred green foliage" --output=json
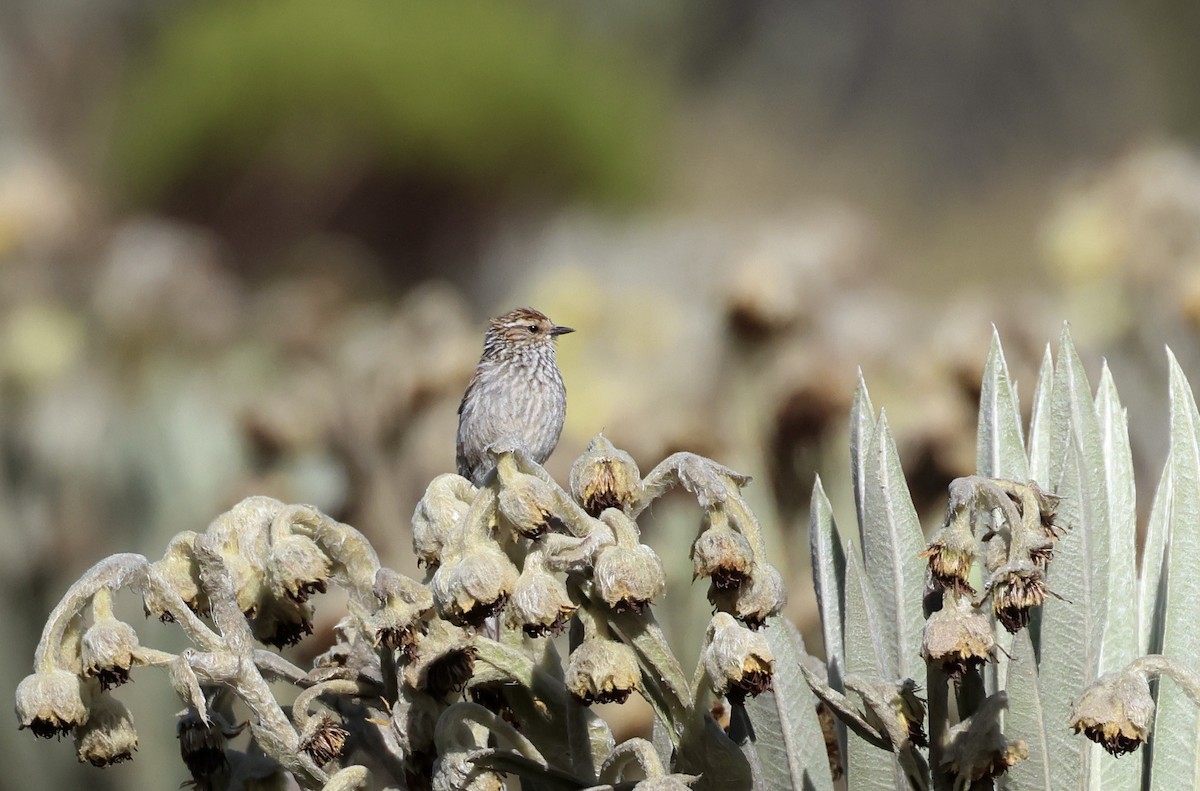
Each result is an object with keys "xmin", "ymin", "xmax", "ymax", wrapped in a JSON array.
[{"xmin": 109, "ymin": 0, "xmax": 661, "ymax": 208}]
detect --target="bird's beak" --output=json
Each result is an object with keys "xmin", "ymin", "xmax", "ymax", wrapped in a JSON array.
[{"xmin": 550, "ymin": 325, "xmax": 575, "ymax": 337}]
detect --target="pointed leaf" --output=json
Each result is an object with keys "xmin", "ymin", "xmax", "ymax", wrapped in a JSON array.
[
  {"xmin": 1027, "ymin": 344, "xmax": 1055, "ymax": 487},
  {"xmin": 1139, "ymin": 460, "xmax": 1172, "ymax": 656},
  {"xmin": 739, "ymin": 618, "xmax": 835, "ymax": 791},
  {"xmin": 850, "ymin": 371, "xmax": 876, "ymax": 532},
  {"xmin": 809, "ymin": 476, "xmax": 846, "ymax": 687},
  {"xmin": 842, "ymin": 540, "xmax": 903, "ymax": 790},
  {"xmin": 1148, "ymin": 351, "xmax": 1200, "ymax": 791},
  {"xmin": 1038, "ymin": 328, "xmax": 1110, "ymax": 790},
  {"xmin": 998, "ymin": 631, "xmax": 1053, "ymax": 790},
  {"xmin": 860, "ymin": 412, "xmax": 927, "ymax": 684},
  {"xmin": 1093, "ymin": 362, "xmax": 1143, "ymax": 791},
  {"xmin": 977, "ymin": 326, "xmax": 1029, "ymax": 481}
]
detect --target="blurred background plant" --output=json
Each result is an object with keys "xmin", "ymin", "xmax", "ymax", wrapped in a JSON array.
[{"xmin": 4, "ymin": 1, "xmax": 1200, "ymax": 788}]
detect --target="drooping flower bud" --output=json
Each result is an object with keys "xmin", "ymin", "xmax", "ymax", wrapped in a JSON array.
[
  {"xmin": 176, "ymin": 707, "xmax": 236, "ymax": 784},
  {"xmin": 369, "ymin": 568, "xmax": 434, "ymax": 660},
  {"xmin": 81, "ymin": 616, "xmax": 145, "ymax": 691},
  {"xmin": 593, "ymin": 542, "xmax": 666, "ymax": 614},
  {"xmin": 431, "ymin": 544, "xmax": 519, "ymax": 628},
  {"xmin": 74, "ymin": 693, "xmax": 137, "ymax": 766},
  {"xmin": 412, "ymin": 474, "xmax": 476, "ymax": 569},
  {"xmin": 691, "ymin": 511, "xmax": 755, "ymax": 591},
  {"xmin": 16, "ymin": 668, "xmax": 91, "ymax": 739},
  {"xmin": 145, "ymin": 532, "xmax": 208, "ymax": 620},
  {"xmin": 941, "ymin": 692, "xmax": 1027, "ymax": 785},
  {"xmin": 497, "ymin": 473, "xmax": 564, "ymax": 539},
  {"xmin": 701, "ymin": 613, "xmax": 774, "ymax": 704},
  {"xmin": 707, "ymin": 562, "xmax": 786, "ymax": 629},
  {"xmin": 565, "ymin": 637, "xmax": 641, "ymax": 706},
  {"xmin": 508, "ymin": 554, "xmax": 576, "ymax": 637},
  {"xmin": 921, "ymin": 593, "xmax": 994, "ymax": 680},
  {"xmin": 921, "ymin": 524, "xmax": 978, "ymax": 596},
  {"xmin": 570, "ymin": 435, "xmax": 642, "ymax": 517},
  {"xmin": 267, "ymin": 534, "xmax": 330, "ymax": 604},
  {"xmin": 250, "ymin": 594, "xmax": 315, "ymax": 649},
  {"xmin": 1070, "ymin": 670, "xmax": 1154, "ymax": 756}
]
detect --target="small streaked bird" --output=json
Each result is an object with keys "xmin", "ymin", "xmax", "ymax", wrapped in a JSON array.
[{"xmin": 456, "ymin": 307, "xmax": 574, "ymax": 486}]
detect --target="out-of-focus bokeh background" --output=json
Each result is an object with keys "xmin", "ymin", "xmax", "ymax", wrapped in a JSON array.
[{"xmin": 4, "ymin": 1, "xmax": 1200, "ymax": 787}]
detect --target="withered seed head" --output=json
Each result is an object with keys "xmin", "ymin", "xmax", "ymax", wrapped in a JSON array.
[
  {"xmin": 74, "ymin": 693, "xmax": 138, "ymax": 767},
  {"xmin": 990, "ymin": 568, "xmax": 1048, "ymax": 634},
  {"xmin": 921, "ymin": 529, "xmax": 977, "ymax": 596},
  {"xmin": 300, "ymin": 713, "xmax": 351, "ymax": 766},
  {"xmin": 701, "ymin": 613, "xmax": 775, "ymax": 704},
  {"xmin": 81, "ymin": 617, "xmax": 144, "ymax": 691},
  {"xmin": 922, "ymin": 594, "xmax": 994, "ymax": 679},
  {"xmin": 593, "ymin": 542, "xmax": 666, "ymax": 614},
  {"xmin": 691, "ymin": 521, "xmax": 755, "ymax": 591}
]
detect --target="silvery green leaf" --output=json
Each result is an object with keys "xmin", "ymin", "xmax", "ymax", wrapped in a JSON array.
[
  {"xmin": 1038, "ymin": 328, "xmax": 1110, "ymax": 790},
  {"xmin": 977, "ymin": 326, "xmax": 1029, "ymax": 481},
  {"xmin": 975, "ymin": 329, "xmax": 1028, "ymax": 698},
  {"xmin": 843, "ymin": 540, "xmax": 904, "ymax": 790},
  {"xmin": 860, "ymin": 412, "xmax": 926, "ymax": 684},
  {"xmin": 997, "ymin": 630, "xmax": 1053, "ymax": 790},
  {"xmin": 850, "ymin": 371, "xmax": 877, "ymax": 532},
  {"xmin": 1093, "ymin": 361, "xmax": 1142, "ymax": 791},
  {"xmin": 1139, "ymin": 460, "xmax": 1172, "ymax": 656},
  {"xmin": 1094, "ymin": 361, "xmax": 1138, "ymax": 671},
  {"xmin": 1148, "ymin": 351, "xmax": 1200, "ymax": 791},
  {"xmin": 809, "ymin": 476, "xmax": 846, "ymax": 689},
  {"xmin": 738, "ymin": 617, "xmax": 835, "ymax": 791},
  {"xmin": 1027, "ymin": 344, "xmax": 1055, "ymax": 487}
]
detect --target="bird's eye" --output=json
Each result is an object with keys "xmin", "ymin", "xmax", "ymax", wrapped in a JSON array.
[{"xmin": 528, "ymin": 324, "xmax": 540, "ymax": 333}]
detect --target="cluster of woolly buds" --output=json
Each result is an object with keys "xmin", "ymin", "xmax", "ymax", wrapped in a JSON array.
[
  {"xmin": 592, "ymin": 510, "xmax": 666, "ymax": 614},
  {"xmin": 921, "ymin": 591, "xmax": 995, "ymax": 680},
  {"xmin": 569, "ymin": 434, "xmax": 643, "ymax": 517},
  {"xmin": 411, "ymin": 473, "xmax": 476, "ymax": 569},
  {"xmin": 701, "ymin": 613, "xmax": 775, "ymax": 704}
]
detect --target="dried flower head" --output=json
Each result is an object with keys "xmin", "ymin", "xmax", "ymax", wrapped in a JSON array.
[
  {"xmin": 300, "ymin": 713, "xmax": 351, "ymax": 766},
  {"xmin": 250, "ymin": 594, "xmax": 315, "ymax": 649},
  {"xmin": 74, "ymin": 693, "xmax": 137, "ymax": 767},
  {"xmin": 1070, "ymin": 670, "xmax": 1154, "ymax": 756},
  {"xmin": 701, "ymin": 613, "xmax": 774, "ymax": 704},
  {"xmin": 267, "ymin": 534, "xmax": 330, "ymax": 604},
  {"xmin": 921, "ymin": 526, "xmax": 978, "ymax": 596},
  {"xmin": 988, "ymin": 566, "xmax": 1049, "ymax": 634},
  {"xmin": 15, "ymin": 669, "xmax": 91, "ymax": 739},
  {"xmin": 81, "ymin": 616, "xmax": 145, "ymax": 691},
  {"xmin": 690, "ymin": 518, "xmax": 755, "ymax": 591},
  {"xmin": 921, "ymin": 593, "xmax": 994, "ymax": 679},
  {"xmin": 431, "ymin": 544, "xmax": 519, "ymax": 627},
  {"xmin": 707, "ymin": 562, "xmax": 786, "ymax": 629},
  {"xmin": 565, "ymin": 638, "xmax": 641, "ymax": 706},
  {"xmin": 570, "ymin": 435, "xmax": 642, "ymax": 517},
  {"xmin": 177, "ymin": 708, "xmax": 238, "ymax": 783}
]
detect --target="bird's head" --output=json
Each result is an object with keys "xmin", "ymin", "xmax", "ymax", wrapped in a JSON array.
[{"xmin": 484, "ymin": 307, "xmax": 574, "ymax": 356}]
